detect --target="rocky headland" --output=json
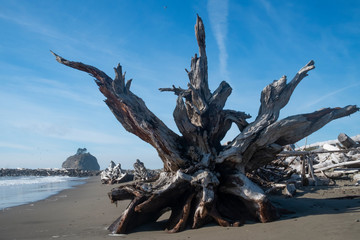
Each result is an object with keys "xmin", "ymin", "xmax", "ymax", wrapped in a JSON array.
[
  {"xmin": 62, "ymin": 148, "xmax": 100, "ymax": 171},
  {"xmin": 1, "ymin": 148, "xmax": 101, "ymax": 177}
]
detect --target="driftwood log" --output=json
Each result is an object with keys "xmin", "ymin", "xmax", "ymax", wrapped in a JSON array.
[
  {"xmin": 101, "ymin": 161, "xmax": 132, "ymax": 184},
  {"xmin": 52, "ymin": 16, "xmax": 359, "ymax": 233},
  {"xmin": 338, "ymin": 133, "xmax": 359, "ymax": 149},
  {"xmin": 133, "ymin": 159, "xmax": 157, "ymax": 181}
]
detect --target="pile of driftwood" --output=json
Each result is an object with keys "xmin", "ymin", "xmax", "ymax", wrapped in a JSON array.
[
  {"xmin": 249, "ymin": 133, "xmax": 360, "ymax": 197},
  {"xmin": 101, "ymin": 159, "xmax": 159, "ymax": 184}
]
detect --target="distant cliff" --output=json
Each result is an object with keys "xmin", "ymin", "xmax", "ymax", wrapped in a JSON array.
[{"xmin": 62, "ymin": 148, "xmax": 100, "ymax": 171}]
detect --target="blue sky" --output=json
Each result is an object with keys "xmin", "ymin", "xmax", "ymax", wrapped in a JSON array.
[{"xmin": 0, "ymin": 0, "xmax": 359, "ymax": 170}]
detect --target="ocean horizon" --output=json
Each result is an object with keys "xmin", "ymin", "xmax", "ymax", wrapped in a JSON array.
[{"xmin": 0, "ymin": 175, "xmax": 87, "ymax": 210}]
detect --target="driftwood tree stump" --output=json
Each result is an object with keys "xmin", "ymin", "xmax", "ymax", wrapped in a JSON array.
[
  {"xmin": 52, "ymin": 16, "xmax": 359, "ymax": 233},
  {"xmin": 133, "ymin": 159, "xmax": 157, "ymax": 181},
  {"xmin": 338, "ymin": 133, "xmax": 359, "ymax": 148}
]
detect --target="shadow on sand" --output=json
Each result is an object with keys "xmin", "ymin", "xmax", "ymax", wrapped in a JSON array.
[{"xmin": 127, "ymin": 185, "xmax": 360, "ymax": 233}]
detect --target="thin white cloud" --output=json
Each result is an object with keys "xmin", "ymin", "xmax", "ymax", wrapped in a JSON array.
[
  {"xmin": 0, "ymin": 90, "xmax": 125, "ymax": 145},
  {"xmin": 0, "ymin": 142, "xmax": 33, "ymax": 151},
  {"xmin": 207, "ymin": 0, "xmax": 229, "ymax": 79},
  {"xmin": 0, "ymin": 11, "xmax": 75, "ymax": 42},
  {"xmin": 304, "ymin": 82, "xmax": 360, "ymax": 108},
  {"xmin": 12, "ymin": 121, "xmax": 128, "ymax": 145},
  {"xmin": 26, "ymin": 81, "xmax": 103, "ymax": 107},
  {"xmin": 0, "ymin": 74, "xmax": 102, "ymax": 107},
  {"xmin": 0, "ymin": 9, "xmax": 120, "ymax": 59}
]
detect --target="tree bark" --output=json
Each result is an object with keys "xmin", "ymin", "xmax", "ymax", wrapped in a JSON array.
[{"xmin": 52, "ymin": 15, "xmax": 359, "ymax": 233}]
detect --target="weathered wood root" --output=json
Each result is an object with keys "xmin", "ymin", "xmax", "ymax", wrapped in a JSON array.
[{"xmin": 107, "ymin": 170, "xmax": 279, "ymax": 234}]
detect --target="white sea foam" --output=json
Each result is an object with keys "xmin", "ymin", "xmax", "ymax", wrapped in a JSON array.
[
  {"xmin": 0, "ymin": 176, "xmax": 86, "ymax": 209},
  {"xmin": 0, "ymin": 176, "xmax": 71, "ymax": 187}
]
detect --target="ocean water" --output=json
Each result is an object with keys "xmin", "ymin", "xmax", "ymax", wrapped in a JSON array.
[{"xmin": 0, "ymin": 176, "xmax": 86, "ymax": 210}]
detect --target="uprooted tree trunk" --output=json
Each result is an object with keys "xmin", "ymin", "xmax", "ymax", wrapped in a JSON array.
[{"xmin": 52, "ymin": 16, "xmax": 359, "ymax": 233}]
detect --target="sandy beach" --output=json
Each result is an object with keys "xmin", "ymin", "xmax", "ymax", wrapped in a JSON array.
[{"xmin": 1, "ymin": 176, "xmax": 359, "ymax": 240}]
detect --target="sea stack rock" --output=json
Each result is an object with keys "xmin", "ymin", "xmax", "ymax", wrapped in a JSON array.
[{"xmin": 62, "ymin": 148, "xmax": 100, "ymax": 171}]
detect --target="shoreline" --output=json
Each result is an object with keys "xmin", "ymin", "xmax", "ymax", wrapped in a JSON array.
[
  {"xmin": 0, "ymin": 175, "xmax": 88, "ymax": 210},
  {"xmin": 0, "ymin": 176, "xmax": 121, "ymax": 239},
  {"xmin": 0, "ymin": 168, "xmax": 100, "ymax": 177},
  {"xmin": 1, "ymin": 177, "xmax": 359, "ymax": 239}
]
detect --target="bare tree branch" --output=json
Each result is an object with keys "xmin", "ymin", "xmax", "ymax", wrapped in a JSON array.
[{"xmin": 51, "ymin": 51, "xmax": 187, "ymax": 171}]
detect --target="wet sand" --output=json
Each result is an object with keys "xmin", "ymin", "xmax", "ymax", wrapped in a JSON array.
[{"xmin": 1, "ymin": 176, "xmax": 359, "ymax": 240}]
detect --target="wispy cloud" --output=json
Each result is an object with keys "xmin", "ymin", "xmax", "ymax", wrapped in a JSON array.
[
  {"xmin": 0, "ymin": 142, "xmax": 33, "ymax": 151},
  {"xmin": 0, "ymin": 11, "xmax": 76, "ymax": 43},
  {"xmin": 25, "ymin": 77, "xmax": 103, "ymax": 107},
  {"xmin": 304, "ymin": 82, "xmax": 360, "ymax": 108},
  {"xmin": 0, "ymin": 9, "xmax": 120, "ymax": 59},
  {"xmin": 11, "ymin": 120, "xmax": 129, "ymax": 145},
  {"xmin": 0, "ymin": 89, "xmax": 124, "ymax": 145},
  {"xmin": 0, "ymin": 74, "xmax": 102, "ymax": 107},
  {"xmin": 207, "ymin": 0, "xmax": 229, "ymax": 79}
]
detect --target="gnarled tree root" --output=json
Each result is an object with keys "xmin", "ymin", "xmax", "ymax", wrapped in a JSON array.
[{"xmin": 108, "ymin": 170, "xmax": 279, "ymax": 234}]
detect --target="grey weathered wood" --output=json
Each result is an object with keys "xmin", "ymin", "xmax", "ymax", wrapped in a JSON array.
[
  {"xmin": 100, "ymin": 161, "xmax": 131, "ymax": 184},
  {"xmin": 277, "ymin": 148, "xmax": 359, "ymax": 157},
  {"xmin": 307, "ymin": 154, "xmax": 318, "ymax": 186},
  {"xmin": 314, "ymin": 159, "xmax": 360, "ymax": 172},
  {"xmin": 133, "ymin": 159, "xmax": 157, "ymax": 181},
  {"xmin": 52, "ymin": 15, "xmax": 359, "ymax": 234},
  {"xmin": 338, "ymin": 133, "xmax": 358, "ymax": 149}
]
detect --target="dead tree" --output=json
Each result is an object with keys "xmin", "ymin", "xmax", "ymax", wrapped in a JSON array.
[{"xmin": 52, "ymin": 16, "xmax": 359, "ymax": 233}]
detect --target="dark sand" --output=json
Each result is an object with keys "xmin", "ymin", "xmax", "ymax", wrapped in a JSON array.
[{"xmin": 1, "ymin": 176, "xmax": 359, "ymax": 240}]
